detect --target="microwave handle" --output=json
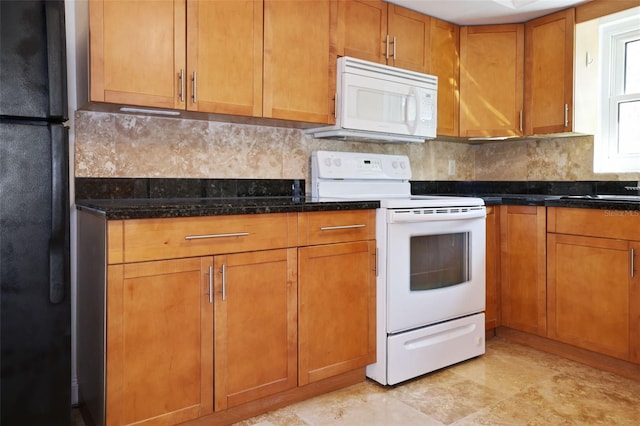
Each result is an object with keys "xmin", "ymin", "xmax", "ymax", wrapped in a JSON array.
[{"xmin": 405, "ymin": 88, "xmax": 418, "ymax": 133}]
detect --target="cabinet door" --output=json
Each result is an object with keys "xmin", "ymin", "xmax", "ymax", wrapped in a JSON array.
[
  {"xmin": 214, "ymin": 249, "xmax": 297, "ymax": 411},
  {"xmin": 263, "ymin": 0, "xmax": 337, "ymax": 124},
  {"xmin": 106, "ymin": 257, "xmax": 213, "ymax": 425},
  {"xmin": 485, "ymin": 206, "xmax": 500, "ymax": 330},
  {"xmin": 500, "ymin": 206, "xmax": 547, "ymax": 336},
  {"xmin": 631, "ymin": 241, "xmax": 640, "ymax": 363},
  {"xmin": 460, "ymin": 24, "xmax": 524, "ymax": 137},
  {"xmin": 548, "ymin": 234, "xmax": 631, "ymax": 360},
  {"xmin": 430, "ymin": 18, "xmax": 460, "ymax": 137},
  {"xmin": 387, "ymin": 4, "xmax": 431, "ymax": 73},
  {"xmin": 337, "ymin": 0, "xmax": 387, "ymax": 64},
  {"xmin": 186, "ymin": 0, "xmax": 263, "ymax": 116},
  {"xmin": 298, "ymin": 241, "xmax": 376, "ymax": 385},
  {"xmin": 89, "ymin": 0, "xmax": 186, "ymax": 109},
  {"xmin": 525, "ymin": 8, "xmax": 575, "ymax": 134}
]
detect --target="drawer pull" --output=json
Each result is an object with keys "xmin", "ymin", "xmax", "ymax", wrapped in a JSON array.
[
  {"xmin": 319, "ymin": 224, "xmax": 366, "ymax": 231},
  {"xmin": 632, "ymin": 248, "xmax": 635, "ymax": 278},
  {"xmin": 184, "ymin": 232, "xmax": 249, "ymax": 240}
]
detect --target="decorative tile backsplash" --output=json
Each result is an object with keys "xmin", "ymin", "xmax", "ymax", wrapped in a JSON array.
[{"xmin": 74, "ymin": 111, "xmax": 639, "ymax": 182}]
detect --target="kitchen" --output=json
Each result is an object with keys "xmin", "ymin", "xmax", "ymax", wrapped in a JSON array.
[{"xmin": 2, "ymin": 0, "xmax": 640, "ymax": 425}]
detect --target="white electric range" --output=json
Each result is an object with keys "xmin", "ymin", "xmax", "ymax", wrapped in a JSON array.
[{"xmin": 311, "ymin": 150, "xmax": 487, "ymax": 385}]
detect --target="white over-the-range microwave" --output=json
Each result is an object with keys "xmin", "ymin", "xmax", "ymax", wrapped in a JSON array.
[{"xmin": 306, "ymin": 56, "xmax": 438, "ymax": 143}]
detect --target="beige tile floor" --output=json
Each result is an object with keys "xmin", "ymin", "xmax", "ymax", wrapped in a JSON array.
[
  {"xmin": 233, "ymin": 337, "xmax": 640, "ymax": 426},
  {"xmin": 73, "ymin": 336, "xmax": 640, "ymax": 425}
]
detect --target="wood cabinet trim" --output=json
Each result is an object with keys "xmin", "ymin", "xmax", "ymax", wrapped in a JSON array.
[
  {"xmin": 107, "ymin": 220, "xmax": 123, "ymax": 264},
  {"xmin": 576, "ymin": 0, "xmax": 640, "ymax": 23},
  {"xmin": 630, "ymin": 241, "xmax": 640, "ymax": 363}
]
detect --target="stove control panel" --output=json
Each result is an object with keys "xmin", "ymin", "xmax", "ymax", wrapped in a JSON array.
[{"xmin": 311, "ymin": 150, "xmax": 412, "ymax": 180}]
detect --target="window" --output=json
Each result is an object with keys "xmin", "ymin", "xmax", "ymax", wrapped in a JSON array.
[{"xmin": 596, "ymin": 9, "xmax": 640, "ymax": 172}]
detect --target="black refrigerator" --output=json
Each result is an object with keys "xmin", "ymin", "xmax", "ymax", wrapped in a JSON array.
[{"xmin": 0, "ymin": 1, "xmax": 71, "ymax": 425}]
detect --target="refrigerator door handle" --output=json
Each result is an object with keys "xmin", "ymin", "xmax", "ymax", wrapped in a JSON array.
[
  {"xmin": 44, "ymin": 0, "xmax": 68, "ymax": 120},
  {"xmin": 49, "ymin": 125, "xmax": 69, "ymax": 304}
]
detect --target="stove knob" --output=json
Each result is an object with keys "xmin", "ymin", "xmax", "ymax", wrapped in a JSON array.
[
  {"xmin": 324, "ymin": 158, "xmax": 332, "ymax": 167},
  {"xmin": 334, "ymin": 158, "xmax": 342, "ymax": 167},
  {"xmin": 392, "ymin": 161, "xmax": 398, "ymax": 168},
  {"xmin": 400, "ymin": 161, "xmax": 406, "ymax": 169}
]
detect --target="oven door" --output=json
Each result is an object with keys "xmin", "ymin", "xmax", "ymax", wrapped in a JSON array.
[{"xmin": 386, "ymin": 213, "xmax": 486, "ymax": 333}]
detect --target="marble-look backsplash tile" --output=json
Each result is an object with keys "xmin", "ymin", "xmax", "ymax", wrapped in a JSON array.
[
  {"xmin": 74, "ymin": 111, "xmax": 639, "ymax": 182},
  {"xmin": 74, "ymin": 111, "xmax": 475, "ymax": 181},
  {"xmin": 474, "ymin": 135, "xmax": 639, "ymax": 181}
]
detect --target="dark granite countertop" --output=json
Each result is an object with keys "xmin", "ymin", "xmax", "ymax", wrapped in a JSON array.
[
  {"xmin": 74, "ymin": 178, "xmax": 640, "ymax": 220},
  {"xmin": 76, "ymin": 196, "xmax": 381, "ymax": 220},
  {"xmin": 472, "ymin": 194, "xmax": 640, "ymax": 211}
]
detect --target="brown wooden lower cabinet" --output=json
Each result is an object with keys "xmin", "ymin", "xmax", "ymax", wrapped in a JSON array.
[
  {"xmin": 547, "ymin": 234, "xmax": 633, "ymax": 360},
  {"xmin": 106, "ymin": 257, "xmax": 214, "ymax": 425},
  {"xmin": 79, "ymin": 209, "xmax": 376, "ymax": 426},
  {"xmin": 213, "ymin": 249, "xmax": 298, "ymax": 412},
  {"xmin": 298, "ymin": 241, "xmax": 376, "ymax": 385},
  {"xmin": 546, "ymin": 207, "xmax": 640, "ymax": 363},
  {"xmin": 499, "ymin": 205, "xmax": 547, "ymax": 336},
  {"xmin": 485, "ymin": 205, "xmax": 500, "ymax": 330}
]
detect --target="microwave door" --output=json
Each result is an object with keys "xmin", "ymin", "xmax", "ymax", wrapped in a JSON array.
[{"xmin": 341, "ymin": 73, "xmax": 413, "ymax": 135}]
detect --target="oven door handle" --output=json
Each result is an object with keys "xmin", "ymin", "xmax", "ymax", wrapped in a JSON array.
[{"xmin": 388, "ymin": 209, "xmax": 486, "ymax": 223}]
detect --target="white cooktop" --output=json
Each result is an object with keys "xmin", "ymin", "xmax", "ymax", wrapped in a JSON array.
[{"xmin": 310, "ymin": 151, "xmax": 484, "ymax": 208}]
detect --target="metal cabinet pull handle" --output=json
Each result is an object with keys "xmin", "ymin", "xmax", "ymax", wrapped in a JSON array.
[
  {"xmin": 208, "ymin": 265, "xmax": 213, "ymax": 304},
  {"xmin": 631, "ymin": 248, "xmax": 635, "ymax": 278},
  {"xmin": 192, "ymin": 71, "xmax": 198, "ymax": 103},
  {"xmin": 185, "ymin": 232, "xmax": 249, "ymax": 240},
  {"xmin": 392, "ymin": 36, "xmax": 397, "ymax": 60},
  {"xmin": 385, "ymin": 34, "xmax": 390, "ymax": 59},
  {"xmin": 519, "ymin": 110, "xmax": 523, "ymax": 132},
  {"xmin": 320, "ymin": 224, "xmax": 366, "ymax": 231},
  {"xmin": 564, "ymin": 104, "xmax": 569, "ymax": 127},
  {"xmin": 221, "ymin": 264, "xmax": 227, "ymax": 301},
  {"xmin": 178, "ymin": 69, "xmax": 184, "ymax": 102}
]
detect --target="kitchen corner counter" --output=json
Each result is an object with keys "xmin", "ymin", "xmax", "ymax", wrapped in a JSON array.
[
  {"xmin": 476, "ymin": 194, "xmax": 640, "ymax": 211},
  {"xmin": 544, "ymin": 197, "xmax": 640, "ymax": 211},
  {"xmin": 75, "ymin": 197, "xmax": 380, "ymax": 220}
]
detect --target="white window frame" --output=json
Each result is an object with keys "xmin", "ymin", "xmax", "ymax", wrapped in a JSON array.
[{"xmin": 595, "ymin": 9, "xmax": 640, "ymax": 173}]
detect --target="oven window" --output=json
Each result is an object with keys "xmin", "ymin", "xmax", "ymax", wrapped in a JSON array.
[{"xmin": 410, "ymin": 232, "xmax": 470, "ymax": 291}]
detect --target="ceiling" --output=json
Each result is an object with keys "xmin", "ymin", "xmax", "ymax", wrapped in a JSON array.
[{"xmin": 387, "ymin": 0, "xmax": 591, "ymax": 25}]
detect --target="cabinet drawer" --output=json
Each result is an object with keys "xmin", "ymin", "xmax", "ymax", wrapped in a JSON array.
[
  {"xmin": 548, "ymin": 207, "xmax": 640, "ymax": 241},
  {"xmin": 298, "ymin": 210, "xmax": 375, "ymax": 246},
  {"xmin": 112, "ymin": 213, "xmax": 296, "ymax": 264}
]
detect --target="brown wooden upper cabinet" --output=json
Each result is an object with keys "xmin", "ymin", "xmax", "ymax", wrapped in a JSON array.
[
  {"xmin": 430, "ymin": 18, "xmax": 460, "ymax": 137},
  {"xmin": 460, "ymin": 24, "xmax": 524, "ymax": 138},
  {"xmin": 525, "ymin": 8, "xmax": 575, "ymax": 135},
  {"xmin": 89, "ymin": 0, "xmax": 186, "ymax": 109},
  {"xmin": 337, "ymin": 0, "xmax": 430, "ymax": 74},
  {"xmin": 90, "ymin": 0, "xmax": 336, "ymax": 124},
  {"xmin": 263, "ymin": 0, "xmax": 337, "ymax": 124}
]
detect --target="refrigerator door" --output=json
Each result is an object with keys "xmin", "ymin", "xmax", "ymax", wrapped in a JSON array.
[
  {"xmin": 0, "ymin": 120, "xmax": 70, "ymax": 425},
  {"xmin": 0, "ymin": 0, "xmax": 67, "ymax": 120}
]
